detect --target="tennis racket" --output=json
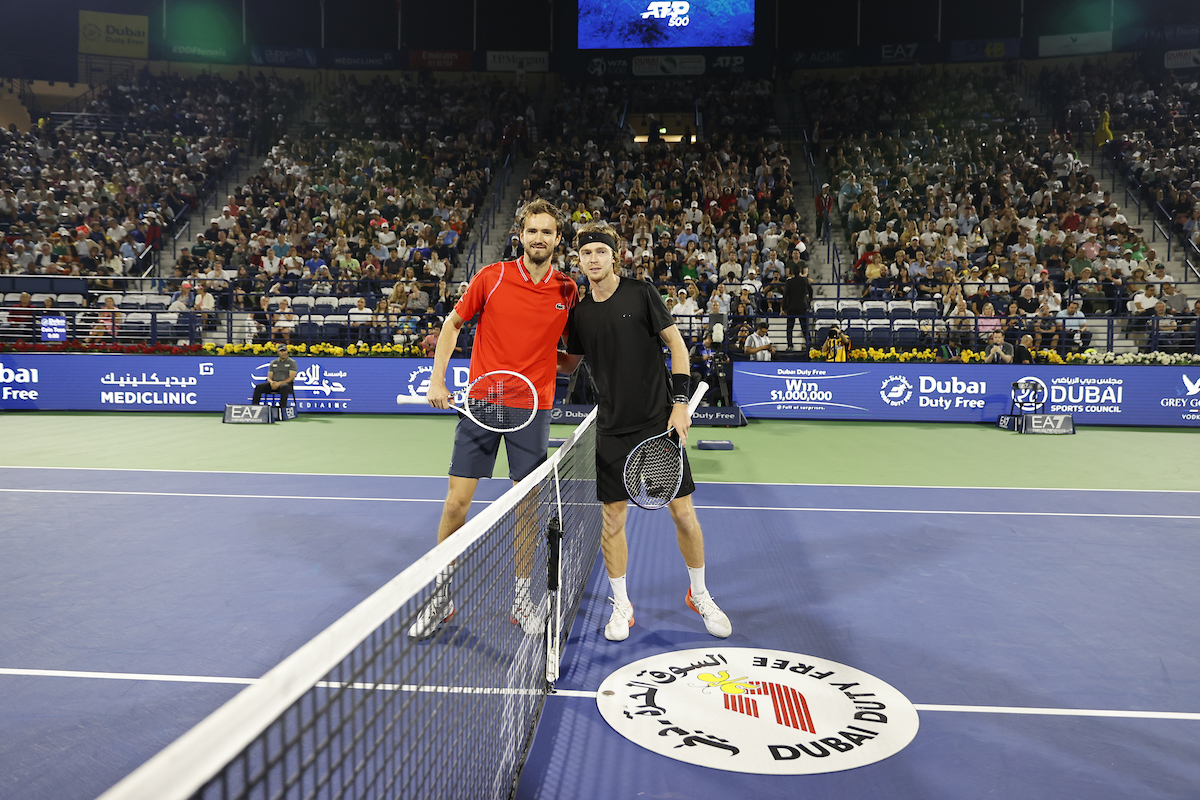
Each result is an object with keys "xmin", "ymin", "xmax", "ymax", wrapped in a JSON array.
[
  {"xmin": 623, "ymin": 381, "xmax": 709, "ymax": 510},
  {"xmin": 396, "ymin": 369, "xmax": 538, "ymax": 433}
]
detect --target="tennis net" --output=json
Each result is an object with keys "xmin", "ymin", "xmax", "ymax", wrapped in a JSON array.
[{"xmin": 98, "ymin": 408, "xmax": 602, "ymax": 800}]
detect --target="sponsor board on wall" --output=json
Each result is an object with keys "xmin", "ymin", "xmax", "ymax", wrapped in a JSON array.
[
  {"xmin": 250, "ymin": 46, "xmax": 318, "ymax": 69},
  {"xmin": 1039, "ymin": 31, "xmax": 1113, "ymax": 57},
  {"xmin": 78, "ymin": 11, "xmax": 149, "ymax": 59},
  {"xmin": 486, "ymin": 51, "xmax": 550, "ymax": 72},
  {"xmin": 5, "ymin": 356, "xmax": 1200, "ymax": 428},
  {"xmin": 632, "ymin": 54, "xmax": 706, "ymax": 76},
  {"xmin": 324, "ymin": 49, "xmax": 397, "ymax": 70},
  {"xmin": 1164, "ymin": 48, "xmax": 1200, "ymax": 70},
  {"xmin": 731, "ymin": 363, "xmax": 1200, "ymax": 427},
  {"xmin": 0, "ymin": 355, "xmax": 472, "ymax": 413},
  {"xmin": 791, "ymin": 48, "xmax": 853, "ymax": 68},
  {"xmin": 409, "ymin": 50, "xmax": 471, "ymax": 71},
  {"xmin": 586, "ymin": 56, "xmax": 631, "ymax": 77},
  {"xmin": 950, "ymin": 38, "xmax": 1022, "ymax": 62},
  {"xmin": 597, "ymin": 648, "xmax": 919, "ymax": 774}
]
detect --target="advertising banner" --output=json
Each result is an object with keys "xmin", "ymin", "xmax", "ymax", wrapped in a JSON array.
[
  {"xmin": 731, "ymin": 362, "xmax": 1200, "ymax": 427},
  {"xmin": 409, "ymin": 50, "xmax": 471, "ymax": 71},
  {"xmin": 632, "ymin": 54, "xmax": 706, "ymax": 76},
  {"xmin": 550, "ymin": 404, "xmax": 746, "ymax": 427},
  {"xmin": 0, "ymin": 355, "xmax": 473, "ymax": 414},
  {"xmin": 585, "ymin": 55, "xmax": 631, "ymax": 77},
  {"xmin": 1164, "ymin": 48, "xmax": 1200, "ymax": 70},
  {"xmin": 323, "ymin": 49, "xmax": 398, "ymax": 70},
  {"xmin": 1039, "ymin": 31, "xmax": 1113, "ymax": 57},
  {"xmin": 78, "ymin": 10, "xmax": 149, "ymax": 59},
  {"xmin": 950, "ymin": 38, "xmax": 1022, "ymax": 62},
  {"xmin": 486, "ymin": 51, "xmax": 550, "ymax": 72},
  {"xmin": 790, "ymin": 48, "xmax": 854, "ymax": 68},
  {"xmin": 250, "ymin": 46, "xmax": 318, "ymax": 69}
]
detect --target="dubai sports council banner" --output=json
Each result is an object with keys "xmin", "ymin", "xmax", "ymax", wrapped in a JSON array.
[{"xmin": 732, "ymin": 362, "xmax": 1200, "ymax": 427}]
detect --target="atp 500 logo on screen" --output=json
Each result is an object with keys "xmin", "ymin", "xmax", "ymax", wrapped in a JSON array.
[{"xmin": 578, "ymin": 0, "xmax": 755, "ymax": 49}]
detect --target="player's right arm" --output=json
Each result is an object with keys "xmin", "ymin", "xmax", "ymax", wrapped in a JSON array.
[{"xmin": 427, "ymin": 310, "xmax": 465, "ymax": 409}]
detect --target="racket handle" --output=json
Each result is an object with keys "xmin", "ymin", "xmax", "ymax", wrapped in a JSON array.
[
  {"xmin": 396, "ymin": 394, "xmax": 431, "ymax": 405},
  {"xmin": 687, "ymin": 382, "xmax": 709, "ymax": 417}
]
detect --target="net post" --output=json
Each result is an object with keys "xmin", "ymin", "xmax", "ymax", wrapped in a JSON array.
[{"xmin": 545, "ymin": 461, "xmax": 565, "ymax": 684}]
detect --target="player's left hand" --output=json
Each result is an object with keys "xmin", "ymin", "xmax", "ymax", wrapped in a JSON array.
[{"xmin": 668, "ymin": 403, "xmax": 691, "ymax": 447}]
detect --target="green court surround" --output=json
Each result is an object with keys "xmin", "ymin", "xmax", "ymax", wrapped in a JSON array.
[{"xmin": 1, "ymin": 412, "xmax": 1193, "ymax": 491}]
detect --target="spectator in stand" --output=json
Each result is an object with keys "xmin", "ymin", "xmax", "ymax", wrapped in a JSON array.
[
  {"xmin": 983, "ymin": 330, "xmax": 1014, "ymax": 364},
  {"xmin": 1056, "ymin": 300, "xmax": 1091, "ymax": 352}
]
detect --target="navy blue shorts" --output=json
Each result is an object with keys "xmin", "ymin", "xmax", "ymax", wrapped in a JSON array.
[
  {"xmin": 596, "ymin": 420, "xmax": 696, "ymax": 504},
  {"xmin": 448, "ymin": 410, "xmax": 552, "ymax": 481}
]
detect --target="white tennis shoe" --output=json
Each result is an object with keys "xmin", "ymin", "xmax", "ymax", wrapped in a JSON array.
[
  {"xmin": 604, "ymin": 599, "xmax": 635, "ymax": 641},
  {"xmin": 510, "ymin": 596, "xmax": 544, "ymax": 636},
  {"xmin": 686, "ymin": 588, "xmax": 732, "ymax": 638},
  {"xmin": 408, "ymin": 592, "xmax": 455, "ymax": 640}
]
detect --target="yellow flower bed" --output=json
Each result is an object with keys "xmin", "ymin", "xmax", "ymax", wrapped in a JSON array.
[
  {"xmin": 807, "ymin": 346, "xmax": 1084, "ymax": 365},
  {"xmin": 202, "ymin": 341, "xmax": 426, "ymax": 357}
]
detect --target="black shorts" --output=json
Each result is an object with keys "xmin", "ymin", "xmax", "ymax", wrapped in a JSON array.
[
  {"xmin": 596, "ymin": 420, "xmax": 695, "ymax": 504},
  {"xmin": 448, "ymin": 410, "xmax": 551, "ymax": 481}
]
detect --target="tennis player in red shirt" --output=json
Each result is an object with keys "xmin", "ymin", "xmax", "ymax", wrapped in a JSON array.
[{"xmin": 410, "ymin": 198, "xmax": 579, "ymax": 639}]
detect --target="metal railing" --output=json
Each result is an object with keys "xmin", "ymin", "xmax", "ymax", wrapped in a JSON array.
[{"xmin": 6, "ymin": 305, "xmax": 1194, "ymax": 359}]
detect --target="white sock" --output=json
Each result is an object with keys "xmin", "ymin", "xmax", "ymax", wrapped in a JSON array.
[
  {"xmin": 688, "ymin": 566, "xmax": 708, "ymax": 597},
  {"xmin": 515, "ymin": 576, "xmax": 531, "ymax": 601},
  {"xmin": 609, "ymin": 574, "xmax": 629, "ymax": 605}
]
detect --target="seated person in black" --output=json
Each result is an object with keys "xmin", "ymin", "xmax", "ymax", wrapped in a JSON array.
[{"xmin": 252, "ymin": 344, "xmax": 298, "ymax": 406}]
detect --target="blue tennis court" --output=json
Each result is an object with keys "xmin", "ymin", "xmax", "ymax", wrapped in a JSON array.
[{"xmin": 1, "ymin": 468, "xmax": 1198, "ymax": 799}]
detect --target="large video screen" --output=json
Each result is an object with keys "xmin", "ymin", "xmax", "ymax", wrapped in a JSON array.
[{"xmin": 578, "ymin": 0, "xmax": 754, "ymax": 49}]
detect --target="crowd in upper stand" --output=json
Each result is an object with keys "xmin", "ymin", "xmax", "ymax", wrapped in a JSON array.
[
  {"xmin": 806, "ymin": 66, "xmax": 1198, "ymax": 353},
  {"xmin": 506, "ymin": 78, "xmax": 807, "ymax": 361},
  {"xmin": 1039, "ymin": 58, "xmax": 1200, "ymax": 260},
  {"xmin": 0, "ymin": 70, "xmax": 301, "ymax": 285}
]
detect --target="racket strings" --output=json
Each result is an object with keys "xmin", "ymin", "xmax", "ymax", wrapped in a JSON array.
[
  {"xmin": 624, "ymin": 435, "xmax": 683, "ymax": 508},
  {"xmin": 466, "ymin": 374, "xmax": 537, "ymax": 431}
]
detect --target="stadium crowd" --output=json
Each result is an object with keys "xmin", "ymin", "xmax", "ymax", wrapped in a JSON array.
[
  {"xmin": 0, "ymin": 70, "xmax": 300, "ymax": 282},
  {"xmin": 805, "ymin": 66, "xmax": 1198, "ymax": 354},
  {"xmin": 509, "ymin": 78, "xmax": 810, "ymax": 376}
]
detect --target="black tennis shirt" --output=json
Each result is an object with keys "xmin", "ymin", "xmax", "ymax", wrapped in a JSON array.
[{"xmin": 567, "ymin": 277, "xmax": 675, "ymax": 435}]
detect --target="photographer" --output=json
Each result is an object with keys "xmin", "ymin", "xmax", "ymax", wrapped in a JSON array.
[
  {"xmin": 822, "ymin": 324, "xmax": 851, "ymax": 362},
  {"xmin": 983, "ymin": 330, "xmax": 1014, "ymax": 363}
]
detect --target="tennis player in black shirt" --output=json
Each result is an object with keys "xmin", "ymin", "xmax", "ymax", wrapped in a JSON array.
[{"xmin": 562, "ymin": 221, "xmax": 731, "ymax": 642}]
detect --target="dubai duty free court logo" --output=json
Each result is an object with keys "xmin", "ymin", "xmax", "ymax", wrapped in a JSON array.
[{"xmin": 596, "ymin": 648, "xmax": 919, "ymax": 774}]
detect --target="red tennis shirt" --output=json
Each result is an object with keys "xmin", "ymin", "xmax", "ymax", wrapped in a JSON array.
[{"xmin": 454, "ymin": 257, "xmax": 578, "ymax": 409}]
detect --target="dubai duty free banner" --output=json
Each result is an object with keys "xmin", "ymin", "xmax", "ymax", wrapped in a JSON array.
[
  {"xmin": 0, "ymin": 354, "xmax": 473, "ymax": 414},
  {"xmin": 731, "ymin": 362, "xmax": 1200, "ymax": 427}
]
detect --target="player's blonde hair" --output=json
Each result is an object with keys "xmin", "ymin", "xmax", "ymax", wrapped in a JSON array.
[{"xmin": 575, "ymin": 219, "xmax": 621, "ymax": 251}]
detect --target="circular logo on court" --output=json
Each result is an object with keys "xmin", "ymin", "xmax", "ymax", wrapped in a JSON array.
[
  {"xmin": 550, "ymin": 405, "xmax": 564, "ymax": 421},
  {"xmin": 597, "ymin": 647, "xmax": 918, "ymax": 775},
  {"xmin": 1011, "ymin": 375, "xmax": 1048, "ymax": 412},
  {"xmin": 879, "ymin": 375, "xmax": 913, "ymax": 407},
  {"xmin": 83, "ymin": 23, "xmax": 102, "ymax": 41}
]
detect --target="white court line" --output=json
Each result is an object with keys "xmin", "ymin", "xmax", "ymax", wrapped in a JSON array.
[
  {"xmin": 690, "ymin": 505, "xmax": 1200, "ymax": 521},
  {"xmin": 0, "ymin": 488, "xmax": 460, "ymax": 504},
  {"xmin": 2, "ymin": 488, "xmax": 1196, "ymax": 520},
  {"xmin": 3, "ymin": 668, "xmax": 1197, "ymax": 721},
  {"xmin": 2, "ymin": 465, "xmax": 1198, "ymax": 494}
]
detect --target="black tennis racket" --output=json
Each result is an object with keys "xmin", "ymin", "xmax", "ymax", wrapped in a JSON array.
[
  {"xmin": 396, "ymin": 369, "xmax": 538, "ymax": 433},
  {"xmin": 623, "ymin": 382, "xmax": 709, "ymax": 510}
]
